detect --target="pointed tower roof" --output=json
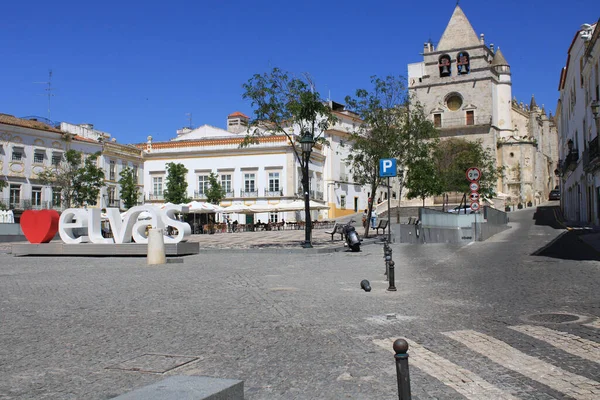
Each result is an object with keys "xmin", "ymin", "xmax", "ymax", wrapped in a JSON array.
[
  {"xmin": 529, "ymin": 95, "xmax": 537, "ymax": 110},
  {"xmin": 491, "ymin": 47, "xmax": 509, "ymax": 66},
  {"xmin": 437, "ymin": 5, "xmax": 481, "ymax": 51}
]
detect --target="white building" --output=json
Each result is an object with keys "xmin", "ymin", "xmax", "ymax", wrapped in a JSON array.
[
  {"xmin": 0, "ymin": 114, "xmax": 102, "ymax": 210},
  {"xmin": 556, "ymin": 20, "xmax": 600, "ymax": 224},
  {"xmin": 140, "ymin": 108, "xmax": 376, "ymax": 223},
  {"xmin": 61, "ymin": 122, "xmax": 144, "ymax": 209}
]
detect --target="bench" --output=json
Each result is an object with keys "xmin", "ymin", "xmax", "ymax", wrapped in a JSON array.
[
  {"xmin": 375, "ymin": 219, "xmax": 389, "ymax": 235},
  {"xmin": 325, "ymin": 223, "xmax": 345, "ymax": 241}
]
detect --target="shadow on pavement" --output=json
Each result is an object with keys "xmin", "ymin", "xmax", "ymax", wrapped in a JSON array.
[
  {"xmin": 532, "ymin": 205, "xmax": 563, "ymax": 229},
  {"xmin": 532, "ymin": 230, "xmax": 600, "ymax": 261}
]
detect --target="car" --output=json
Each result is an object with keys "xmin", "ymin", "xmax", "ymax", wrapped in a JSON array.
[{"xmin": 549, "ymin": 190, "xmax": 560, "ymax": 201}]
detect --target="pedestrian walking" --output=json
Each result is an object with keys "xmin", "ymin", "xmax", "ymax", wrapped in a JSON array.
[{"xmin": 371, "ymin": 209, "xmax": 378, "ymax": 229}]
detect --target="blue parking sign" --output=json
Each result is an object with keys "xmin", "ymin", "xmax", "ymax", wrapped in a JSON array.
[{"xmin": 379, "ymin": 158, "xmax": 397, "ymax": 177}]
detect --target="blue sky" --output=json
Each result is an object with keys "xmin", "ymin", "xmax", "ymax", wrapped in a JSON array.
[{"xmin": 0, "ymin": 0, "xmax": 597, "ymax": 144}]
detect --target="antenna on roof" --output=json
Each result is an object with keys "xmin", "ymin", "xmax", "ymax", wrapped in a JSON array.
[
  {"xmin": 34, "ymin": 69, "xmax": 55, "ymax": 120},
  {"xmin": 186, "ymin": 112, "xmax": 193, "ymax": 129}
]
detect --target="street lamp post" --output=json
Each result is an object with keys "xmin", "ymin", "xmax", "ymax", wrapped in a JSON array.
[{"xmin": 300, "ymin": 132, "xmax": 315, "ymax": 248}]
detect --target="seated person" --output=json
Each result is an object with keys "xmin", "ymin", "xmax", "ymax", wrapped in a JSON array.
[{"xmin": 232, "ymin": 220, "xmax": 238, "ymax": 232}]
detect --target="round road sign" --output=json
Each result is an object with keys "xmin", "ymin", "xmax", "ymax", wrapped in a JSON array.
[
  {"xmin": 466, "ymin": 167, "xmax": 481, "ymax": 182},
  {"xmin": 469, "ymin": 192, "xmax": 480, "ymax": 201},
  {"xmin": 470, "ymin": 202, "xmax": 480, "ymax": 212},
  {"xmin": 469, "ymin": 182, "xmax": 480, "ymax": 191}
]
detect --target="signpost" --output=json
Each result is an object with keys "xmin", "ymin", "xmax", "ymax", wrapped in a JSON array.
[
  {"xmin": 466, "ymin": 167, "xmax": 481, "ymax": 240},
  {"xmin": 379, "ymin": 158, "xmax": 397, "ymax": 245}
]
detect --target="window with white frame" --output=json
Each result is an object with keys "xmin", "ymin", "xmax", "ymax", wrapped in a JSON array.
[
  {"xmin": 109, "ymin": 160, "xmax": 116, "ymax": 181},
  {"xmin": 108, "ymin": 187, "xmax": 116, "ymax": 205},
  {"xmin": 198, "ymin": 175, "xmax": 209, "ymax": 195},
  {"xmin": 244, "ymin": 173, "xmax": 255, "ymax": 192},
  {"xmin": 51, "ymin": 152, "xmax": 63, "ymax": 166},
  {"xmin": 268, "ymin": 172, "xmax": 280, "ymax": 192},
  {"xmin": 33, "ymin": 151, "xmax": 45, "ymax": 164},
  {"xmin": 52, "ymin": 188, "xmax": 61, "ymax": 207},
  {"xmin": 9, "ymin": 184, "xmax": 20, "ymax": 206},
  {"xmin": 132, "ymin": 165, "xmax": 138, "ymax": 183},
  {"xmin": 152, "ymin": 176, "xmax": 163, "ymax": 196},
  {"xmin": 32, "ymin": 187, "xmax": 42, "ymax": 206},
  {"xmin": 220, "ymin": 174, "xmax": 232, "ymax": 193},
  {"xmin": 269, "ymin": 212, "xmax": 278, "ymax": 223},
  {"xmin": 12, "ymin": 147, "xmax": 23, "ymax": 161}
]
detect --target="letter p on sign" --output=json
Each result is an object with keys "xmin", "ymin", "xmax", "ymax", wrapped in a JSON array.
[{"xmin": 379, "ymin": 158, "xmax": 397, "ymax": 177}]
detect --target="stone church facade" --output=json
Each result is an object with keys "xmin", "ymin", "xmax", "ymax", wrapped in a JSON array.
[{"xmin": 407, "ymin": 5, "xmax": 558, "ymax": 206}]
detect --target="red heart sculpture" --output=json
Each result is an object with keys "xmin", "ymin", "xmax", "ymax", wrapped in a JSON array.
[{"xmin": 20, "ymin": 210, "xmax": 60, "ymax": 244}]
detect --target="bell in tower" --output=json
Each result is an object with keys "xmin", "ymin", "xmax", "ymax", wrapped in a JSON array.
[{"xmin": 438, "ymin": 54, "xmax": 452, "ymax": 77}]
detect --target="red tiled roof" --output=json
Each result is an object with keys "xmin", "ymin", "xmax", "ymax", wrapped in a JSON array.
[
  {"xmin": 73, "ymin": 135, "xmax": 100, "ymax": 143},
  {"xmin": 0, "ymin": 113, "xmax": 62, "ymax": 133},
  {"xmin": 228, "ymin": 111, "xmax": 250, "ymax": 119},
  {"xmin": 136, "ymin": 135, "xmax": 289, "ymax": 150}
]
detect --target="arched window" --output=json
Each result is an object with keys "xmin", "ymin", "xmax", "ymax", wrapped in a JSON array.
[
  {"xmin": 438, "ymin": 54, "xmax": 451, "ymax": 77},
  {"xmin": 457, "ymin": 51, "xmax": 470, "ymax": 75}
]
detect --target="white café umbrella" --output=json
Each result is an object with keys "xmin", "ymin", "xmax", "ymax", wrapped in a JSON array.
[
  {"xmin": 248, "ymin": 203, "xmax": 277, "ymax": 213},
  {"xmin": 222, "ymin": 202, "xmax": 253, "ymax": 214},
  {"xmin": 275, "ymin": 200, "xmax": 330, "ymax": 212}
]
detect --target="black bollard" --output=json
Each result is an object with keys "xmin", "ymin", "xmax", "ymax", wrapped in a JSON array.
[
  {"xmin": 360, "ymin": 279, "xmax": 371, "ymax": 292},
  {"xmin": 387, "ymin": 260, "xmax": 397, "ymax": 291},
  {"xmin": 393, "ymin": 339, "xmax": 412, "ymax": 400}
]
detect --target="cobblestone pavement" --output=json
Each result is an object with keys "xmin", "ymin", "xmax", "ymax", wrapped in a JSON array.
[
  {"xmin": 0, "ymin": 207, "xmax": 599, "ymax": 399},
  {"xmin": 0, "ymin": 226, "xmax": 373, "ymax": 254}
]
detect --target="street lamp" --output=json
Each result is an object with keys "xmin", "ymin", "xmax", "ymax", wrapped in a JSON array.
[{"xmin": 300, "ymin": 131, "xmax": 315, "ymax": 248}]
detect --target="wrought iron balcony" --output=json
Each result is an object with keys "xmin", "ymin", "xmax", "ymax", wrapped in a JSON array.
[
  {"xmin": 193, "ymin": 191, "xmax": 207, "ymax": 199},
  {"xmin": 224, "ymin": 191, "xmax": 234, "ymax": 198},
  {"xmin": 561, "ymin": 149, "xmax": 579, "ymax": 174},
  {"xmin": 583, "ymin": 136, "xmax": 600, "ymax": 172},
  {"xmin": 146, "ymin": 193, "xmax": 164, "ymax": 201},
  {"xmin": 264, "ymin": 189, "xmax": 284, "ymax": 197},
  {"xmin": 0, "ymin": 198, "xmax": 65, "ymax": 211},
  {"xmin": 107, "ymin": 199, "xmax": 121, "ymax": 208},
  {"xmin": 240, "ymin": 190, "xmax": 258, "ymax": 198}
]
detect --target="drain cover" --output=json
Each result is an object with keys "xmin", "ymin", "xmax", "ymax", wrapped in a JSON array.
[
  {"xmin": 527, "ymin": 313, "xmax": 580, "ymax": 323},
  {"xmin": 106, "ymin": 354, "xmax": 198, "ymax": 374}
]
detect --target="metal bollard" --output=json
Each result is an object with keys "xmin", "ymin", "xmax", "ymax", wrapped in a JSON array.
[
  {"xmin": 387, "ymin": 259, "xmax": 397, "ymax": 291},
  {"xmin": 393, "ymin": 339, "xmax": 412, "ymax": 399},
  {"xmin": 383, "ymin": 240, "xmax": 392, "ymax": 280}
]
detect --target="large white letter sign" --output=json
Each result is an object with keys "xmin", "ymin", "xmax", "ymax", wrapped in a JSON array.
[
  {"xmin": 161, "ymin": 205, "xmax": 191, "ymax": 243},
  {"xmin": 59, "ymin": 208, "xmax": 90, "ymax": 244},
  {"xmin": 58, "ymin": 206, "xmax": 192, "ymax": 245}
]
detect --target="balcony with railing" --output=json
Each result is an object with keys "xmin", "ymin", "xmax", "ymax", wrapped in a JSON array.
[
  {"xmin": 146, "ymin": 193, "xmax": 164, "ymax": 201},
  {"xmin": 264, "ymin": 189, "xmax": 284, "ymax": 197},
  {"xmin": 107, "ymin": 199, "xmax": 121, "ymax": 208},
  {"xmin": 0, "ymin": 198, "xmax": 65, "ymax": 211},
  {"xmin": 224, "ymin": 191, "xmax": 234, "ymax": 198},
  {"xmin": 437, "ymin": 115, "xmax": 492, "ymax": 128},
  {"xmin": 310, "ymin": 190, "xmax": 324, "ymax": 200},
  {"xmin": 193, "ymin": 191, "xmax": 207, "ymax": 199},
  {"xmin": 240, "ymin": 189, "xmax": 258, "ymax": 198},
  {"xmin": 583, "ymin": 136, "xmax": 600, "ymax": 172},
  {"xmin": 561, "ymin": 149, "xmax": 579, "ymax": 175}
]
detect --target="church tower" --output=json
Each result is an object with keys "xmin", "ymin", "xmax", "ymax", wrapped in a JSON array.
[{"xmin": 407, "ymin": 4, "xmax": 501, "ymax": 154}]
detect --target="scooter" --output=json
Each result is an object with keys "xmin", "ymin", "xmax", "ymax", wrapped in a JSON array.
[{"xmin": 343, "ymin": 219, "xmax": 361, "ymax": 252}]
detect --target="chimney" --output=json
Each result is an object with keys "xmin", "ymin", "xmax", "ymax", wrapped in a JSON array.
[
  {"xmin": 480, "ymin": 33, "xmax": 485, "ymax": 45},
  {"xmin": 227, "ymin": 112, "xmax": 250, "ymax": 134}
]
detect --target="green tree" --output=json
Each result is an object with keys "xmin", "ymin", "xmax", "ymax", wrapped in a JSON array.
[
  {"xmin": 345, "ymin": 76, "xmax": 439, "ymax": 236},
  {"xmin": 163, "ymin": 162, "xmax": 190, "ymax": 204},
  {"xmin": 242, "ymin": 67, "xmax": 337, "ymax": 228},
  {"xmin": 433, "ymin": 138, "xmax": 502, "ymax": 199},
  {"xmin": 205, "ymin": 172, "xmax": 225, "ymax": 205},
  {"xmin": 119, "ymin": 166, "xmax": 140, "ymax": 209},
  {"xmin": 38, "ymin": 150, "xmax": 105, "ymax": 208},
  {"xmin": 404, "ymin": 146, "xmax": 443, "ymax": 206}
]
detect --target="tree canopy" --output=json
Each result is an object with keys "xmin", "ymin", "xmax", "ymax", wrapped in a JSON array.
[
  {"xmin": 118, "ymin": 166, "xmax": 140, "ymax": 209},
  {"xmin": 344, "ymin": 75, "xmax": 410, "ymax": 236},
  {"xmin": 38, "ymin": 149, "xmax": 105, "ymax": 208},
  {"xmin": 205, "ymin": 172, "xmax": 225, "ymax": 205},
  {"xmin": 163, "ymin": 162, "xmax": 190, "ymax": 204},
  {"xmin": 433, "ymin": 138, "xmax": 502, "ymax": 199},
  {"xmin": 242, "ymin": 67, "xmax": 337, "ymax": 166}
]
